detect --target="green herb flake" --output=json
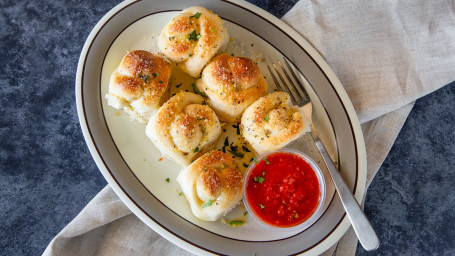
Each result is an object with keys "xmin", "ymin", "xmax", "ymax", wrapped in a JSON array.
[
  {"xmin": 243, "ymin": 163, "xmax": 249, "ymax": 168},
  {"xmin": 190, "ymin": 12, "xmax": 201, "ymax": 19},
  {"xmin": 192, "ymin": 82, "xmax": 207, "ymax": 97},
  {"xmin": 202, "ymin": 200, "xmax": 213, "ymax": 208},
  {"xmin": 159, "ymin": 80, "xmax": 163, "ymax": 84},
  {"xmin": 232, "ymin": 123, "xmax": 240, "ymax": 135},
  {"xmin": 188, "ymin": 30, "xmax": 201, "ymax": 41},
  {"xmin": 209, "ymin": 27, "xmax": 216, "ymax": 33},
  {"xmin": 259, "ymin": 204, "xmax": 265, "ymax": 209},
  {"xmin": 228, "ymin": 220, "xmax": 245, "ymax": 225},
  {"xmin": 152, "ymin": 73, "xmax": 158, "ymax": 78},
  {"xmin": 178, "ymin": 192, "xmax": 182, "ymax": 196},
  {"xmin": 228, "ymin": 149, "xmax": 244, "ymax": 158},
  {"xmin": 263, "ymin": 158, "xmax": 270, "ymax": 165},
  {"xmin": 175, "ymin": 83, "xmax": 182, "ymax": 88},
  {"xmin": 242, "ymin": 145, "xmax": 251, "ymax": 152},
  {"xmin": 244, "ymin": 211, "xmax": 248, "ymax": 216},
  {"xmin": 252, "ymin": 157, "xmax": 259, "ymax": 164},
  {"xmin": 251, "ymin": 43, "xmax": 254, "ymax": 47},
  {"xmin": 264, "ymin": 113, "xmax": 270, "ymax": 121},
  {"xmin": 193, "ymin": 147, "xmax": 200, "ymax": 153},
  {"xmin": 258, "ymin": 176, "xmax": 265, "ymax": 183},
  {"xmin": 165, "ymin": 178, "xmax": 170, "ymax": 183}
]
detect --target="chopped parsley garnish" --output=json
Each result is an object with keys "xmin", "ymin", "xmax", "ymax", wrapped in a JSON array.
[
  {"xmin": 221, "ymin": 137, "xmax": 229, "ymax": 153},
  {"xmin": 228, "ymin": 149, "xmax": 244, "ymax": 158},
  {"xmin": 178, "ymin": 192, "xmax": 182, "ymax": 196},
  {"xmin": 152, "ymin": 73, "xmax": 158, "ymax": 78},
  {"xmin": 165, "ymin": 178, "xmax": 170, "ymax": 183},
  {"xmin": 242, "ymin": 145, "xmax": 251, "ymax": 152},
  {"xmin": 188, "ymin": 30, "xmax": 201, "ymax": 41},
  {"xmin": 192, "ymin": 82, "xmax": 207, "ymax": 97},
  {"xmin": 263, "ymin": 158, "xmax": 270, "ymax": 165},
  {"xmin": 259, "ymin": 204, "xmax": 265, "ymax": 209},
  {"xmin": 253, "ymin": 176, "xmax": 265, "ymax": 183},
  {"xmin": 159, "ymin": 80, "xmax": 163, "ymax": 84},
  {"xmin": 228, "ymin": 220, "xmax": 244, "ymax": 225},
  {"xmin": 228, "ymin": 143, "xmax": 244, "ymax": 158},
  {"xmin": 252, "ymin": 157, "xmax": 259, "ymax": 164},
  {"xmin": 189, "ymin": 12, "xmax": 201, "ymax": 19},
  {"xmin": 243, "ymin": 163, "xmax": 249, "ymax": 168},
  {"xmin": 244, "ymin": 211, "xmax": 248, "ymax": 216},
  {"xmin": 264, "ymin": 113, "xmax": 270, "ymax": 121},
  {"xmin": 232, "ymin": 123, "xmax": 240, "ymax": 135},
  {"xmin": 202, "ymin": 200, "xmax": 212, "ymax": 208},
  {"xmin": 251, "ymin": 43, "xmax": 254, "ymax": 47},
  {"xmin": 209, "ymin": 27, "xmax": 216, "ymax": 33},
  {"xmin": 193, "ymin": 147, "xmax": 200, "ymax": 153},
  {"xmin": 175, "ymin": 83, "xmax": 182, "ymax": 88}
]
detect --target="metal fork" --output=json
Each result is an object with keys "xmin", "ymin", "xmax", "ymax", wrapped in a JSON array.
[{"xmin": 268, "ymin": 59, "xmax": 379, "ymax": 251}]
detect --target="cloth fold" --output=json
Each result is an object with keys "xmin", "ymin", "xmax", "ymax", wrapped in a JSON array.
[{"xmin": 44, "ymin": 0, "xmax": 455, "ymax": 255}]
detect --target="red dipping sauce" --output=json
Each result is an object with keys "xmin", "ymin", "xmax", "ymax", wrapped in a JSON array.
[{"xmin": 244, "ymin": 149, "xmax": 325, "ymax": 229}]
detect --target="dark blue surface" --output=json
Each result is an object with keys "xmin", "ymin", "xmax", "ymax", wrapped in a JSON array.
[{"xmin": 0, "ymin": 1, "xmax": 453, "ymax": 255}]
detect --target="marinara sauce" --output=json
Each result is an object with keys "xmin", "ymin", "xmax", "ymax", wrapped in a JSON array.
[{"xmin": 245, "ymin": 151, "xmax": 322, "ymax": 228}]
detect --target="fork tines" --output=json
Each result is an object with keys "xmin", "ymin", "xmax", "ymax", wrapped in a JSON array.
[{"xmin": 267, "ymin": 58, "xmax": 310, "ymax": 107}]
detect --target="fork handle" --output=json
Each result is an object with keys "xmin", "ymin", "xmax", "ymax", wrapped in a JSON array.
[{"xmin": 314, "ymin": 139, "xmax": 380, "ymax": 251}]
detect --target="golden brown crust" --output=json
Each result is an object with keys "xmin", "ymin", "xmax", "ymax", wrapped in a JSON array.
[
  {"xmin": 146, "ymin": 91, "xmax": 221, "ymax": 166},
  {"xmin": 241, "ymin": 92, "xmax": 310, "ymax": 154},
  {"xmin": 193, "ymin": 151, "xmax": 242, "ymax": 198},
  {"xmin": 197, "ymin": 53, "xmax": 268, "ymax": 122},
  {"xmin": 112, "ymin": 50, "xmax": 171, "ymax": 103},
  {"xmin": 176, "ymin": 150, "xmax": 243, "ymax": 221},
  {"xmin": 158, "ymin": 6, "xmax": 229, "ymax": 77},
  {"xmin": 106, "ymin": 50, "xmax": 172, "ymax": 123}
]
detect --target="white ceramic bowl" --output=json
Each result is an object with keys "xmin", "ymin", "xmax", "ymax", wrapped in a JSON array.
[{"xmin": 243, "ymin": 148, "xmax": 326, "ymax": 232}]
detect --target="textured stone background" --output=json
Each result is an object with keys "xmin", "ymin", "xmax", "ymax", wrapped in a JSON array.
[{"xmin": 0, "ymin": 0, "xmax": 454, "ymax": 255}]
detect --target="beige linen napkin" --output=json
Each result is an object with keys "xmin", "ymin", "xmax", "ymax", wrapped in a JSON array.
[{"xmin": 44, "ymin": 1, "xmax": 455, "ymax": 255}]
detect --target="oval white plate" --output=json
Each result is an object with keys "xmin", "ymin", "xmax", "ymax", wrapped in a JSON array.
[{"xmin": 76, "ymin": 1, "xmax": 367, "ymax": 255}]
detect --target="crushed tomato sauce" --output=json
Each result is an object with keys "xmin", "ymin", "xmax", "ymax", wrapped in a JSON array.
[{"xmin": 245, "ymin": 152, "xmax": 321, "ymax": 227}]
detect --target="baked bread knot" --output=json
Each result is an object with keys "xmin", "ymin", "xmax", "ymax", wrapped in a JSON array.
[
  {"xmin": 158, "ymin": 6, "xmax": 229, "ymax": 77},
  {"xmin": 241, "ymin": 92, "xmax": 310, "ymax": 155},
  {"xmin": 176, "ymin": 151, "xmax": 243, "ymax": 221},
  {"xmin": 196, "ymin": 53, "xmax": 268, "ymax": 122},
  {"xmin": 105, "ymin": 50, "xmax": 172, "ymax": 123},
  {"xmin": 146, "ymin": 91, "xmax": 221, "ymax": 166}
]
